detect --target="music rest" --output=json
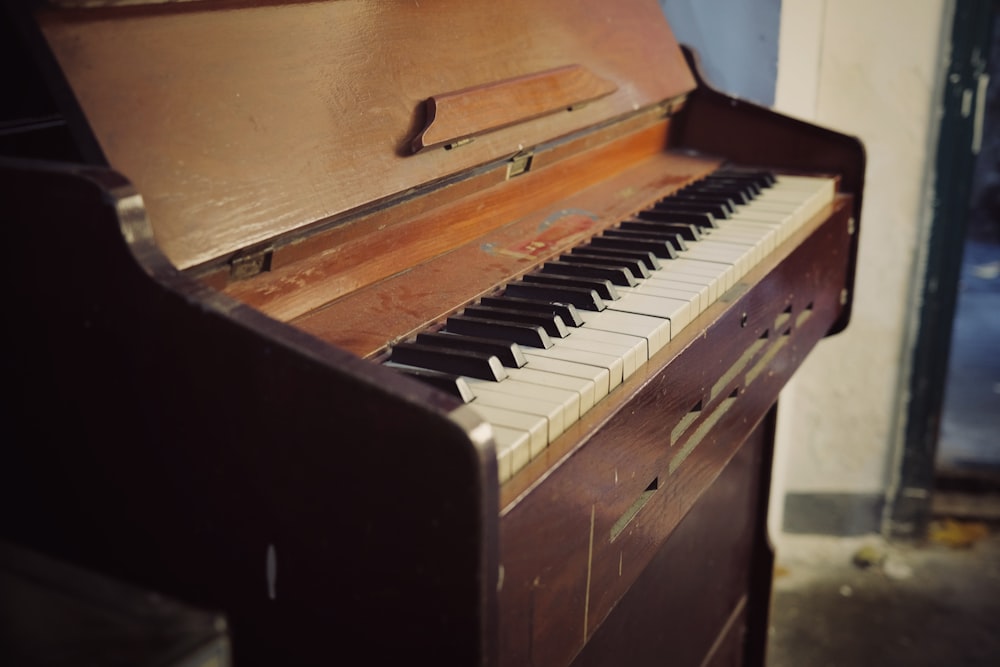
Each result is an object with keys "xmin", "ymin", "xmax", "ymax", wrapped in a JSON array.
[{"xmin": 1, "ymin": 0, "xmax": 864, "ymax": 665}]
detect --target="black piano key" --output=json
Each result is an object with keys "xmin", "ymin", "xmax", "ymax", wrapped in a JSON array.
[
  {"xmin": 636, "ymin": 208, "xmax": 719, "ymax": 229},
  {"xmin": 571, "ymin": 245, "xmax": 662, "ymax": 271},
  {"xmin": 670, "ymin": 193, "xmax": 738, "ymax": 213},
  {"xmin": 683, "ymin": 180, "xmax": 753, "ymax": 201},
  {"xmin": 463, "ymin": 305, "xmax": 569, "ymax": 338},
  {"xmin": 541, "ymin": 260, "xmax": 637, "ymax": 287},
  {"xmin": 560, "ymin": 252, "xmax": 650, "ymax": 279},
  {"xmin": 392, "ymin": 365, "xmax": 476, "ymax": 403},
  {"xmin": 415, "ymin": 331, "xmax": 527, "ymax": 368},
  {"xmin": 710, "ymin": 172, "xmax": 772, "ymax": 190},
  {"xmin": 612, "ymin": 223, "xmax": 689, "ymax": 251},
  {"xmin": 622, "ymin": 219, "xmax": 703, "ymax": 242},
  {"xmin": 503, "ymin": 281, "xmax": 606, "ymax": 312},
  {"xmin": 724, "ymin": 174, "xmax": 774, "ymax": 189},
  {"xmin": 522, "ymin": 272, "xmax": 619, "ymax": 301},
  {"xmin": 390, "ymin": 341, "xmax": 507, "ymax": 381},
  {"xmin": 651, "ymin": 199, "xmax": 731, "ymax": 219},
  {"xmin": 686, "ymin": 183, "xmax": 754, "ymax": 203},
  {"xmin": 478, "ymin": 295, "xmax": 584, "ymax": 327},
  {"xmin": 446, "ymin": 315, "xmax": 554, "ymax": 349},
  {"xmin": 591, "ymin": 233, "xmax": 678, "ymax": 259}
]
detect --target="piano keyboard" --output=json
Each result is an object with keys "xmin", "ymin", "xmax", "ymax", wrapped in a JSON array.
[{"xmin": 384, "ymin": 168, "xmax": 836, "ymax": 482}]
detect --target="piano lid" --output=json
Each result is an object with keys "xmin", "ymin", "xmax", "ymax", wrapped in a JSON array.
[{"xmin": 29, "ymin": 0, "xmax": 696, "ymax": 271}]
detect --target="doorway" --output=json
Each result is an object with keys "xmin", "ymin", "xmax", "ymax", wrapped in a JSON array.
[
  {"xmin": 888, "ymin": 0, "xmax": 1000, "ymax": 537},
  {"xmin": 934, "ymin": 3, "xmax": 1000, "ymax": 510}
]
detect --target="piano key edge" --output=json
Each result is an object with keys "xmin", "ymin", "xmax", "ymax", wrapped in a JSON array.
[{"xmin": 496, "ymin": 194, "xmax": 857, "ymax": 667}]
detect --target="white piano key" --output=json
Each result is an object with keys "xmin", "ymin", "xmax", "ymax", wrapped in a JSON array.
[
  {"xmin": 465, "ymin": 376, "xmax": 581, "ymax": 424},
  {"xmin": 622, "ymin": 281, "xmax": 703, "ymax": 316},
  {"xmin": 526, "ymin": 345, "xmax": 624, "ymax": 389},
  {"xmin": 677, "ymin": 250, "xmax": 738, "ymax": 288},
  {"xmin": 649, "ymin": 273, "xmax": 716, "ymax": 306},
  {"xmin": 696, "ymin": 236, "xmax": 757, "ymax": 271},
  {"xmin": 505, "ymin": 366, "xmax": 598, "ymax": 414},
  {"xmin": 469, "ymin": 403, "xmax": 547, "ymax": 461},
  {"xmin": 568, "ymin": 327, "xmax": 648, "ymax": 366},
  {"xmin": 492, "ymin": 425, "xmax": 529, "ymax": 482},
  {"xmin": 556, "ymin": 334, "xmax": 639, "ymax": 379},
  {"xmin": 518, "ymin": 354, "xmax": 611, "ymax": 402},
  {"xmin": 469, "ymin": 385, "xmax": 565, "ymax": 443},
  {"xmin": 643, "ymin": 275, "xmax": 710, "ymax": 312},
  {"xmin": 578, "ymin": 308, "xmax": 671, "ymax": 355},
  {"xmin": 609, "ymin": 291, "xmax": 691, "ymax": 333},
  {"xmin": 707, "ymin": 229, "xmax": 769, "ymax": 266}
]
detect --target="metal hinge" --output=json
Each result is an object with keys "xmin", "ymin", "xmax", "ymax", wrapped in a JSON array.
[
  {"xmin": 506, "ymin": 152, "xmax": 534, "ymax": 179},
  {"xmin": 229, "ymin": 246, "xmax": 274, "ymax": 280}
]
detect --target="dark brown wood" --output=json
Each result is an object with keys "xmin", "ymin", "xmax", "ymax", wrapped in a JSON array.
[
  {"xmin": 569, "ymin": 412, "xmax": 773, "ymax": 667},
  {"xmin": 0, "ymin": 159, "xmax": 498, "ymax": 666},
  {"xmin": 1, "ymin": 1, "xmax": 866, "ymax": 665}
]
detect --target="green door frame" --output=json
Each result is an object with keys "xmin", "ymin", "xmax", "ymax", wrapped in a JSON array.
[{"xmin": 886, "ymin": 0, "xmax": 995, "ymax": 539}]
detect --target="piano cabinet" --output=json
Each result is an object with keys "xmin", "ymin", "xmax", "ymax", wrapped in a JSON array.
[{"xmin": 0, "ymin": 0, "xmax": 863, "ymax": 665}]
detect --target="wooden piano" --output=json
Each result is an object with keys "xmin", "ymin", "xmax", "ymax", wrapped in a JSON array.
[{"xmin": 0, "ymin": 0, "xmax": 863, "ymax": 665}]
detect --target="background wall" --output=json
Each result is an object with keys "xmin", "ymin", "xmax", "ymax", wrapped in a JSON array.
[
  {"xmin": 772, "ymin": 0, "xmax": 952, "ymax": 535},
  {"xmin": 659, "ymin": 0, "xmax": 954, "ymax": 535},
  {"xmin": 658, "ymin": 0, "xmax": 781, "ymax": 105}
]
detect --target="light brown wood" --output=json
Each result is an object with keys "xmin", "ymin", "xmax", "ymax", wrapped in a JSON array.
[
  {"xmin": 37, "ymin": 0, "xmax": 695, "ymax": 270},
  {"xmin": 289, "ymin": 141, "xmax": 718, "ymax": 358},
  {"xmin": 411, "ymin": 65, "xmax": 618, "ymax": 153},
  {"xmin": 226, "ymin": 116, "xmax": 679, "ymax": 328}
]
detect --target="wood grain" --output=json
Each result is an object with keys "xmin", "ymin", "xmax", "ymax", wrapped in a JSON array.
[
  {"xmin": 36, "ymin": 0, "xmax": 695, "ymax": 270},
  {"xmin": 412, "ymin": 65, "xmax": 618, "ymax": 152}
]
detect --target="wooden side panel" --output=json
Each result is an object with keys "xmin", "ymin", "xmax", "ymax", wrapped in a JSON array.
[
  {"xmin": 31, "ymin": 0, "xmax": 695, "ymax": 270},
  {"xmin": 570, "ymin": 412, "xmax": 773, "ymax": 667},
  {"xmin": 0, "ymin": 159, "xmax": 498, "ymax": 666}
]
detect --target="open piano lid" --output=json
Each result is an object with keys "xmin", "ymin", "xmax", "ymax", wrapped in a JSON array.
[{"xmin": 28, "ymin": 0, "xmax": 697, "ymax": 271}]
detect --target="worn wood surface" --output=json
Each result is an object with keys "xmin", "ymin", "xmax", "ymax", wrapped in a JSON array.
[
  {"xmin": 34, "ymin": 0, "xmax": 694, "ymax": 270},
  {"xmin": 0, "ymin": 159, "xmax": 498, "ymax": 666},
  {"xmin": 498, "ymin": 200, "xmax": 855, "ymax": 666},
  {"xmin": 411, "ymin": 64, "xmax": 618, "ymax": 152},
  {"xmin": 289, "ymin": 136, "xmax": 716, "ymax": 358},
  {"xmin": 5, "ymin": 2, "xmax": 869, "ymax": 665}
]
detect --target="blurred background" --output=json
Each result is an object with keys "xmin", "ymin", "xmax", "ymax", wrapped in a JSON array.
[{"xmin": 659, "ymin": 0, "xmax": 1000, "ymax": 664}]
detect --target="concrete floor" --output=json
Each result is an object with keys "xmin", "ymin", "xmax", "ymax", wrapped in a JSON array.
[
  {"xmin": 767, "ymin": 526, "xmax": 1000, "ymax": 667},
  {"xmin": 767, "ymin": 238, "xmax": 1000, "ymax": 667}
]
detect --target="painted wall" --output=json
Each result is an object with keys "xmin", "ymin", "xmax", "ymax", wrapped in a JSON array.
[
  {"xmin": 658, "ymin": 0, "xmax": 781, "ymax": 106},
  {"xmin": 771, "ymin": 0, "xmax": 953, "ymax": 534}
]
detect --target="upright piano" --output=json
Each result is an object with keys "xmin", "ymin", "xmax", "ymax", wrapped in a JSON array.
[{"xmin": 0, "ymin": 0, "xmax": 864, "ymax": 665}]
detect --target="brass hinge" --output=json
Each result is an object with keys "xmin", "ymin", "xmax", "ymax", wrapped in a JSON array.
[
  {"xmin": 229, "ymin": 246, "xmax": 274, "ymax": 280},
  {"xmin": 506, "ymin": 152, "xmax": 534, "ymax": 179}
]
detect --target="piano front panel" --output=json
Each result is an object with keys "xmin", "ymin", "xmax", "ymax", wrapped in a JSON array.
[{"xmin": 497, "ymin": 197, "xmax": 855, "ymax": 666}]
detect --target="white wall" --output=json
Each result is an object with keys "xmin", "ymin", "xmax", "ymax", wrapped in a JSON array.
[{"xmin": 769, "ymin": 0, "xmax": 954, "ymax": 534}]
